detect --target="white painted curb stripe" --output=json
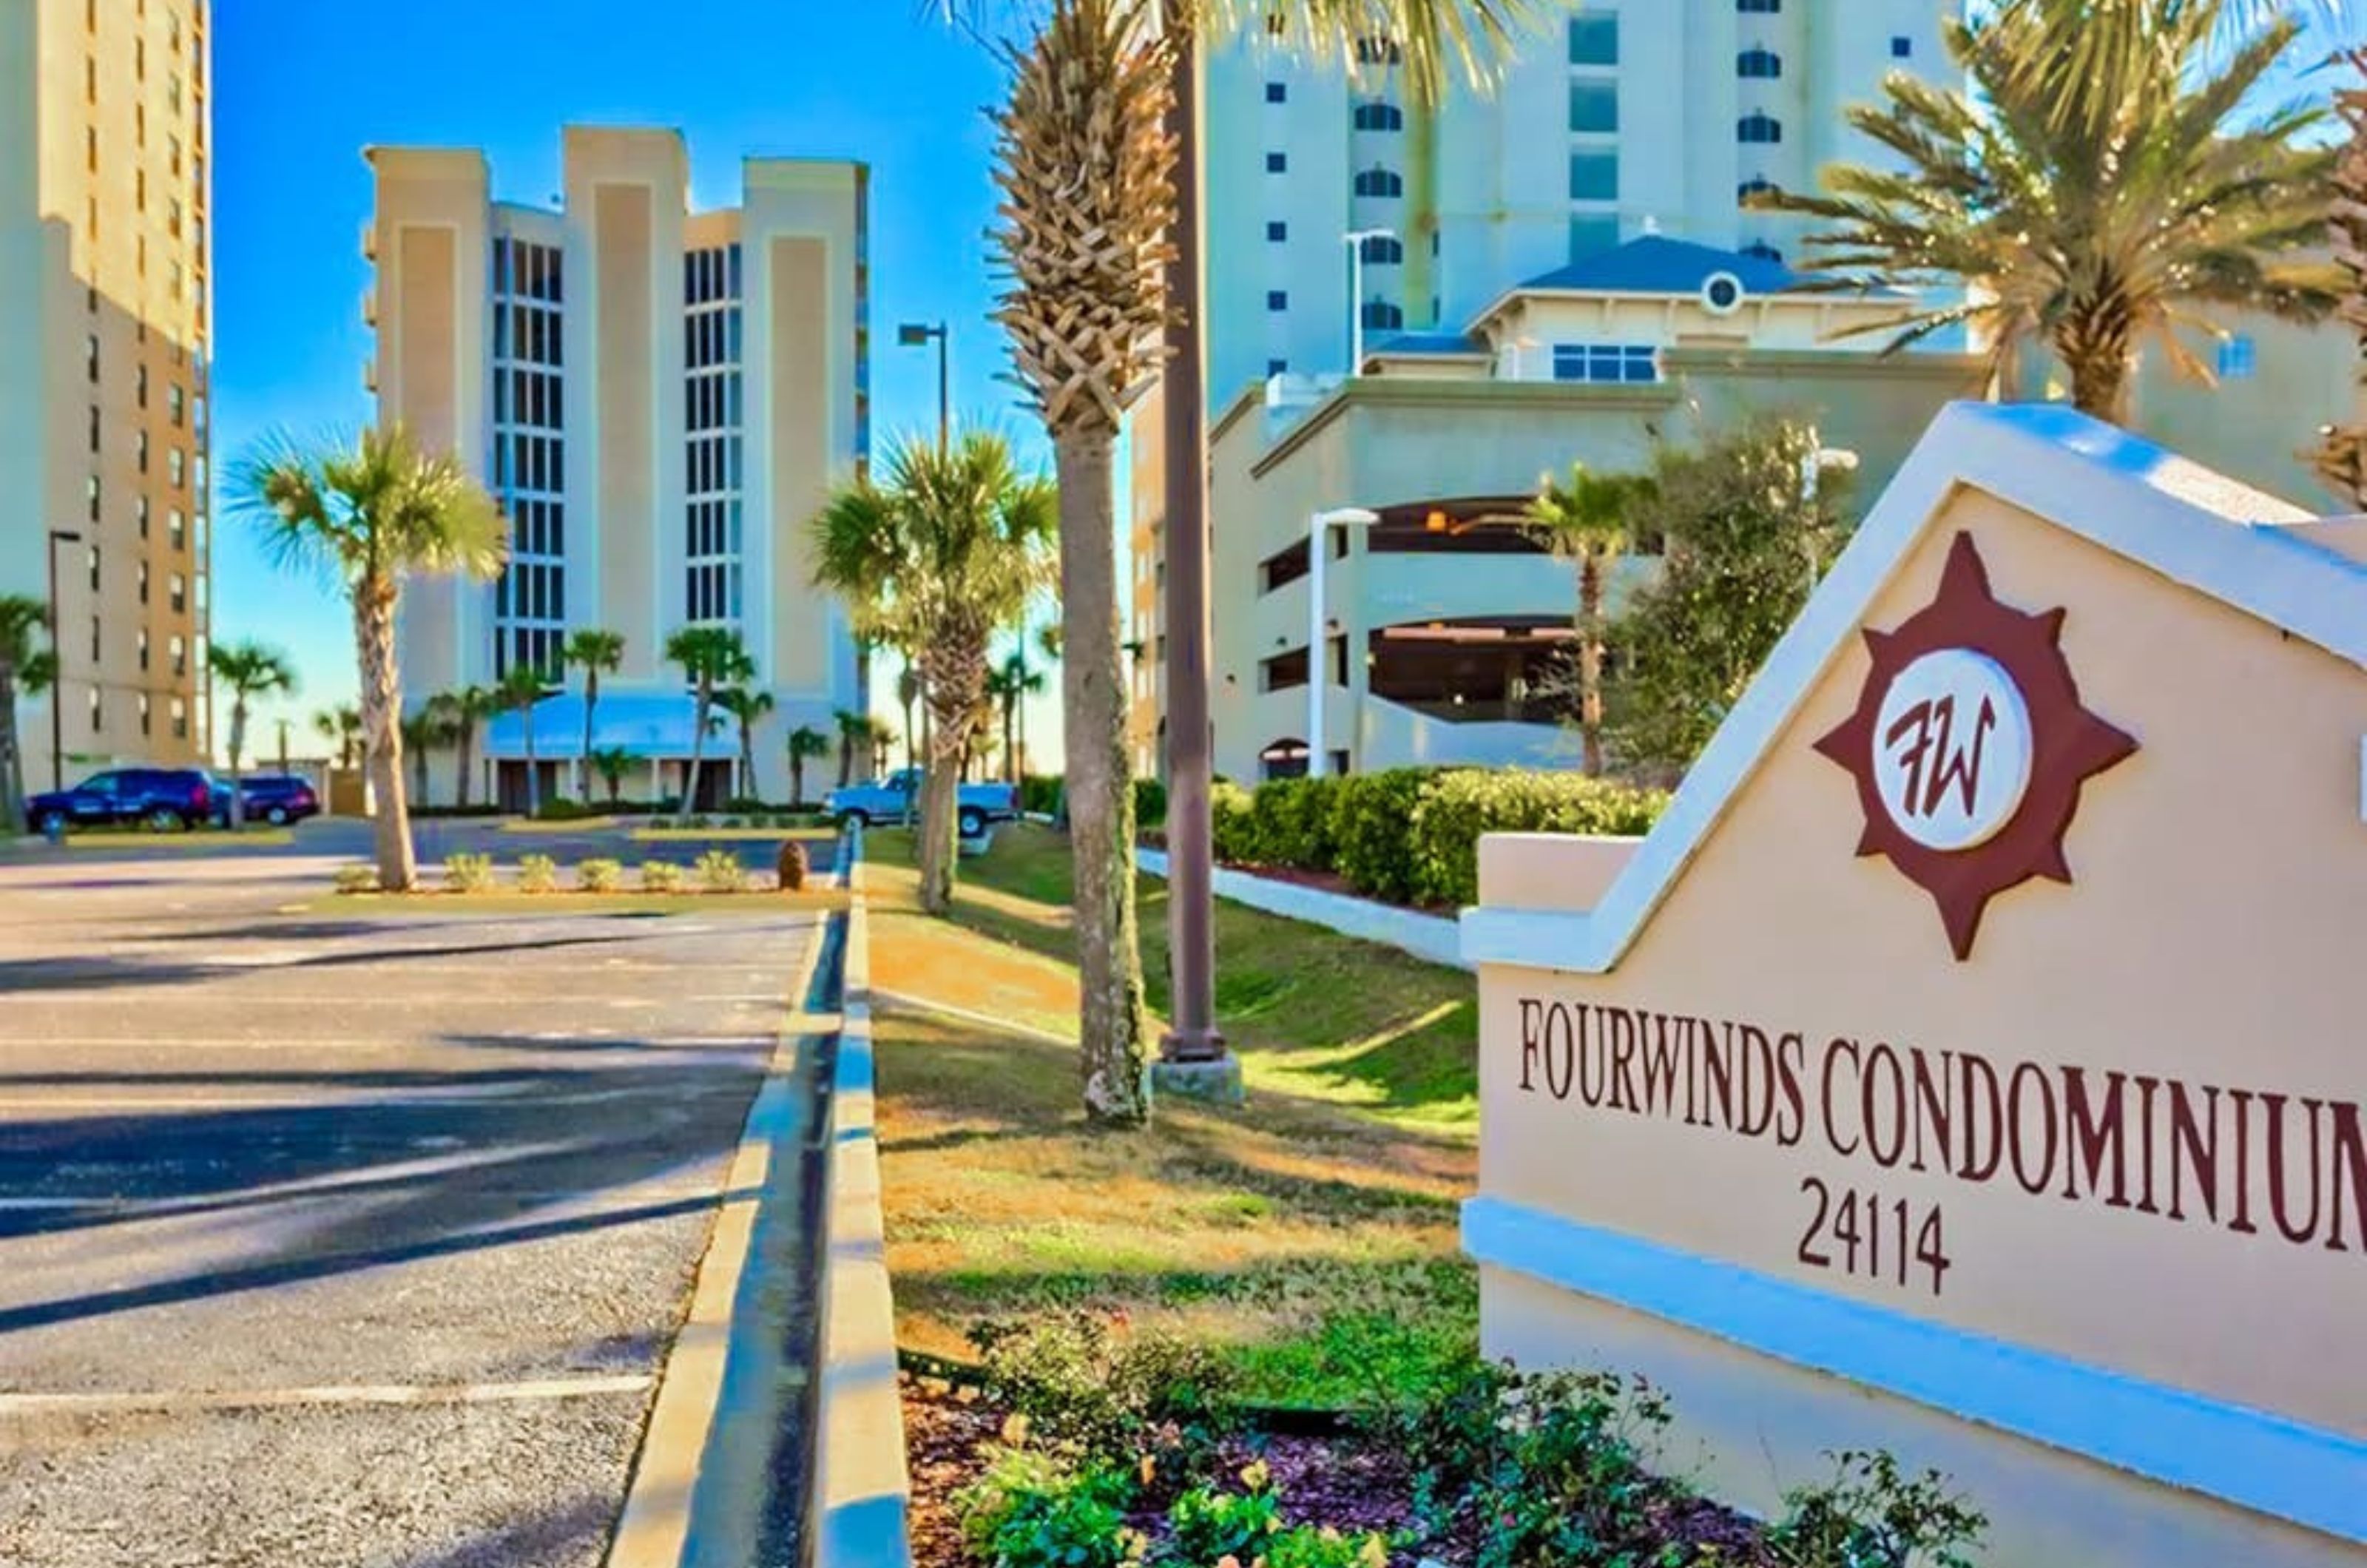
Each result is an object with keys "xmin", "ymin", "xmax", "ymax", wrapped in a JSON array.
[
  {"xmin": 1135, "ymin": 845, "xmax": 1466, "ymax": 970},
  {"xmin": 1463, "ymin": 1196, "xmax": 2367, "ymax": 1544},
  {"xmin": 0, "ymin": 1374, "xmax": 652, "ymax": 1416}
]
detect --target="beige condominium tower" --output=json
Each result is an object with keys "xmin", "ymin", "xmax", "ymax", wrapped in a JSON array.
[
  {"xmin": 1, "ymin": 0, "xmax": 215, "ymax": 794},
  {"xmin": 366, "ymin": 127, "xmax": 870, "ymax": 810}
]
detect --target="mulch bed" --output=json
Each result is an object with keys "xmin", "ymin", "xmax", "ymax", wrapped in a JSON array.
[{"xmin": 900, "ymin": 1377, "xmax": 1777, "ymax": 1567}]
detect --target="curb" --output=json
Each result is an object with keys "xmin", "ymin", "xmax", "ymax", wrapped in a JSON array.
[{"xmin": 809, "ymin": 822, "xmax": 914, "ymax": 1567}]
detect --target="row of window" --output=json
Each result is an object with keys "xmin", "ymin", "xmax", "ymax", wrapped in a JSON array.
[
  {"xmin": 1553, "ymin": 344, "xmax": 1659, "ymax": 385},
  {"xmin": 687, "ymin": 434, "xmax": 742, "ymax": 496},
  {"xmin": 493, "ymin": 367, "xmax": 564, "ymax": 430},
  {"xmin": 86, "ymin": 690, "xmax": 192, "ymax": 742},
  {"xmin": 686, "ymin": 561, "xmax": 743, "ymax": 625},
  {"xmin": 493, "ymin": 433, "xmax": 566, "ymax": 496},
  {"xmin": 494, "ymin": 300, "xmax": 564, "ymax": 367},
  {"xmin": 82, "ymin": 546, "xmax": 190, "ymax": 613},
  {"xmin": 502, "ymin": 627, "xmax": 566, "ymax": 682},
  {"xmin": 687, "ymin": 368, "xmax": 742, "ymax": 433},
  {"xmin": 508, "ymin": 497, "xmax": 567, "ymax": 560},
  {"xmin": 685, "ymin": 244, "xmax": 743, "ymax": 306},
  {"xmin": 495, "ymin": 561, "xmax": 567, "ymax": 625},
  {"xmin": 494, "ymin": 238, "xmax": 563, "ymax": 304},
  {"xmin": 688, "ymin": 498, "xmax": 744, "ymax": 561},
  {"xmin": 686, "ymin": 306, "xmax": 742, "ymax": 371}
]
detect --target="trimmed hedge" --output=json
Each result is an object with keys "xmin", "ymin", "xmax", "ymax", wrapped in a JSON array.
[
  {"xmin": 1210, "ymin": 767, "xmax": 1669, "ymax": 909},
  {"xmin": 1018, "ymin": 775, "xmax": 1169, "ymax": 828}
]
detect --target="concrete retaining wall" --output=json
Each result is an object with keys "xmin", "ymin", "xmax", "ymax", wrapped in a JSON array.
[{"xmin": 1136, "ymin": 845, "xmax": 1467, "ymax": 971}]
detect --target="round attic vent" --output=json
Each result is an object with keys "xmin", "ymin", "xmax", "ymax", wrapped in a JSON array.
[{"xmin": 1701, "ymin": 271, "xmax": 1746, "ymax": 315}]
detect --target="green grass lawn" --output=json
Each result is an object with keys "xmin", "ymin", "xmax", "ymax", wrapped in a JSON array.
[{"xmin": 862, "ymin": 822, "xmax": 1482, "ymax": 1408}]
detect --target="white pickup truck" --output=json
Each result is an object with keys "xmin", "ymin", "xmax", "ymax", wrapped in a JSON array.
[{"xmin": 823, "ymin": 768, "xmax": 1019, "ymax": 839}]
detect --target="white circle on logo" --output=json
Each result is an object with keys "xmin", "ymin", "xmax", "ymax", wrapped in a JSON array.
[{"xmin": 1870, "ymin": 648, "xmax": 2033, "ymax": 851}]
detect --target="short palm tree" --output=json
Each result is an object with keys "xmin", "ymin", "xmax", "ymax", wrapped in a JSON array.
[
  {"xmin": 985, "ymin": 649, "xmax": 1046, "ymax": 785},
  {"xmin": 831, "ymin": 707, "xmax": 868, "ymax": 789},
  {"xmin": 813, "ymin": 430, "xmax": 1057, "ymax": 914},
  {"xmin": 1527, "ymin": 464, "xmax": 1653, "ymax": 777},
  {"xmin": 664, "ymin": 626, "xmax": 754, "ymax": 821},
  {"xmin": 589, "ymin": 745, "xmax": 634, "ymax": 805},
  {"xmin": 314, "ymin": 705, "xmax": 363, "ymax": 771},
  {"xmin": 786, "ymin": 724, "xmax": 830, "ymax": 806},
  {"xmin": 562, "ymin": 629, "xmax": 626, "ymax": 804},
  {"xmin": 714, "ymin": 686, "xmax": 776, "ymax": 802},
  {"xmin": 209, "ymin": 641, "xmax": 298, "ymax": 828},
  {"xmin": 427, "ymin": 684, "xmax": 497, "ymax": 811},
  {"xmin": 0, "ymin": 595, "xmax": 57, "ymax": 827},
  {"xmin": 233, "ymin": 426, "xmax": 505, "ymax": 889},
  {"xmin": 493, "ymin": 661, "xmax": 550, "ymax": 816},
  {"xmin": 1756, "ymin": 0, "xmax": 2337, "ymax": 425},
  {"xmin": 399, "ymin": 706, "xmax": 455, "ymax": 803}
]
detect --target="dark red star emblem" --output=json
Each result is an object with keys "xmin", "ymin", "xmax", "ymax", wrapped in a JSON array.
[{"xmin": 1814, "ymin": 531, "xmax": 2138, "ymax": 960}]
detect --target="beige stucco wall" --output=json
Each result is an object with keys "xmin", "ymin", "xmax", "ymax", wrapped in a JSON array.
[
  {"xmin": 593, "ymin": 181, "xmax": 656, "ymax": 668},
  {"xmin": 767, "ymin": 234, "xmax": 831, "ymax": 695},
  {"xmin": 1476, "ymin": 486, "xmax": 2367, "ymax": 1563}
]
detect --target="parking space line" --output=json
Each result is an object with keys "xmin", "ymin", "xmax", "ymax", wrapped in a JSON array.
[{"xmin": 0, "ymin": 1373, "xmax": 654, "ymax": 1417}]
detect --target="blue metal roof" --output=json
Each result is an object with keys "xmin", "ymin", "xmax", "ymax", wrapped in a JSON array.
[
  {"xmin": 1368, "ymin": 331, "xmax": 1489, "ymax": 356},
  {"xmin": 1516, "ymin": 235, "xmax": 1800, "ymax": 297}
]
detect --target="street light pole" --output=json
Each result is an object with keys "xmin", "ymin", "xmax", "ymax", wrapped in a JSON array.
[
  {"xmin": 45, "ymin": 529, "xmax": 80, "ymax": 794},
  {"xmin": 1306, "ymin": 507, "xmax": 1380, "ymax": 780},
  {"xmin": 897, "ymin": 321, "xmax": 950, "ymax": 455},
  {"xmin": 1342, "ymin": 229, "xmax": 1396, "ymax": 377}
]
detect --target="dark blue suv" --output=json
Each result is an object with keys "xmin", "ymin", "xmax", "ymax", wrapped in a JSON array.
[
  {"xmin": 25, "ymin": 768, "xmax": 220, "ymax": 834},
  {"xmin": 212, "ymin": 774, "xmax": 321, "ymax": 826}
]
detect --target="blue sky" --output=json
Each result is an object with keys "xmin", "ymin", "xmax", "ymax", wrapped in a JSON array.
[{"xmin": 209, "ymin": 0, "xmax": 1048, "ymax": 758}]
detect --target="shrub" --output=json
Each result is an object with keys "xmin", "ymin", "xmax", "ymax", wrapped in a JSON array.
[
  {"xmin": 1132, "ymin": 776, "xmax": 1166, "ymax": 829},
  {"xmin": 1209, "ymin": 780, "xmax": 1257, "ymax": 864},
  {"xmin": 955, "ymin": 1444, "xmax": 1141, "ymax": 1568},
  {"xmin": 1328, "ymin": 768, "xmax": 1436, "ymax": 905},
  {"xmin": 1407, "ymin": 768, "xmax": 1669, "ymax": 908},
  {"xmin": 775, "ymin": 840, "xmax": 809, "ymax": 892},
  {"xmin": 640, "ymin": 860, "xmax": 685, "ymax": 893},
  {"xmin": 972, "ymin": 1312, "xmax": 1241, "ymax": 1473},
  {"xmin": 719, "ymin": 816, "xmax": 744, "ymax": 830},
  {"xmin": 724, "ymin": 795, "xmax": 769, "ymax": 814},
  {"xmin": 1167, "ymin": 1464, "xmax": 1283, "ymax": 1565},
  {"xmin": 1766, "ymin": 1450, "xmax": 1988, "ymax": 1568},
  {"xmin": 577, "ymin": 857, "xmax": 624, "ymax": 893},
  {"xmin": 442, "ymin": 853, "xmax": 496, "ymax": 893},
  {"xmin": 1020, "ymin": 774, "xmax": 1064, "ymax": 817},
  {"xmin": 1260, "ymin": 1524, "xmax": 1389, "ymax": 1568},
  {"xmin": 695, "ymin": 848, "xmax": 746, "ymax": 893},
  {"xmin": 516, "ymin": 854, "xmax": 558, "ymax": 893},
  {"xmin": 332, "ymin": 865, "xmax": 379, "ymax": 896},
  {"xmin": 533, "ymin": 799, "xmax": 598, "ymax": 822}
]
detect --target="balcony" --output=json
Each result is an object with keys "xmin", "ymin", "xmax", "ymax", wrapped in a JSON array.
[
  {"xmin": 362, "ymin": 357, "xmax": 377, "ymax": 393},
  {"xmin": 361, "ymin": 285, "xmax": 377, "ymax": 327},
  {"xmin": 361, "ymin": 220, "xmax": 377, "ymax": 262}
]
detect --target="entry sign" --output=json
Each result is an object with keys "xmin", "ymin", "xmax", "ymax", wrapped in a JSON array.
[{"xmin": 1814, "ymin": 532, "xmax": 2137, "ymax": 959}]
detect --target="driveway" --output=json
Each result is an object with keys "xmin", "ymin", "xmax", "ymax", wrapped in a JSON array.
[{"xmin": 0, "ymin": 849, "xmax": 826, "ymax": 1567}]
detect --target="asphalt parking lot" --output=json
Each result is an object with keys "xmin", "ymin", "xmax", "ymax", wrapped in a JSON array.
[{"xmin": 0, "ymin": 846, "xmax": 827, "ymax": 1567}]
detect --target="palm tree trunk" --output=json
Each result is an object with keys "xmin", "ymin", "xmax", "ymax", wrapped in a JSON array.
[
  {"xmin": 228, "ymin": 700, "xmax": 249, "ymax": 829},
  {"xmin": 790, "ymin": 756, "xmax": 804, "ymax": 808},
  {"xmin": 679, "ymin": 685, "xmax": 709, "ymax": 823},
  {"xmin": 581, "ymin": 672, "xmax": 599, "ymax": 804},
  {"xmin": 2057, "ymin": 308, "xmax": 2135, "ymax": 425},
  {"xmin": 455, "ymin": 720, "xmax": 475, "ymax": 811},
  {"xmin": 916, "ymin": 632, "xmax": 987, "ymax": 917},
  {"xmin": 0, "ymin": 668, "xmax": 21, "ymax": 830},
  {"xmin": 1578, "ymin": 555, "xmax": 1604, "ymax": 777},
  {"xmin": 1053, "ymin": 427, "xmax": 1151, "ymax": 1125},
  {"xmin": 1003, "ymin": 698, "xmax": 1019, "ymax": 785},
  {"xmin": 524, "ymin": 717, "xmax": 540, "ymax": 817},
  {"xmin": 354, "ymin": 575, "xmax": 416, "ymax": 890}
]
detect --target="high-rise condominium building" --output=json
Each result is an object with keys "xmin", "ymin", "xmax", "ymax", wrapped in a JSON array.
[
  {"xmin": 368, "ymin": 128, "xmax": 869, "ymax": 808},
  {"xmin": 1203, "ymin": 0, "xmax": 1960, "ymax": 402},
  {"xmin": 1, "ymin": 0, "xmax": 215, "ymax": 794}
]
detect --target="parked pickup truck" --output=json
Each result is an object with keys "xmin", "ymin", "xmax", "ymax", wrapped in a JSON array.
[{"xmin": 825, "ymin": 768, "xmax": 1019, "ymax": 839}]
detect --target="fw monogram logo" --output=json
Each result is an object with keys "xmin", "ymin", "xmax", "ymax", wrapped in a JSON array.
[{"xmin": 1814, "ymin": 533, "xmax": 2135, "ymax": 959}]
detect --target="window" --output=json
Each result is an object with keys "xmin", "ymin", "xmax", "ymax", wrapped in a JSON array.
[
  {"xmin": 90, "ymin": 689, "xmax": 103, "ymax": 734},
  {"xmin": 1360, "ymin": 300, "xmax": 1404, "ymax": 331},
  {"xmin": 1360, "ymin": 233, "xmax": 1402, "ymax": 264},
  {"xmin": 169, "ymin": 634, "xmax": 186, "ymax": 676},
  {"xmin": 169, "ymin": 509, "xmax": 185, "ymax": 550},
  {"xmin": 138, "ymin": 496, "xmax": 149, "ymax": 538},
  {"xmin": 1738, "ymin": 0, "xmax": 1780, "ymax": 11},
  {"xmin": 169, "ymin": 572, "xmax": 186, "ymax": 613},
  {"xmin": 1266, "ymin": 220, "xmax": 1288, "ymax": 242},
  {"xmin": 1353, "ymin": 101, "xmax": 1403, "ymax": 132},
  {"xmin": 2217, "ymin": 334, "xmax": 2258, "ymax": 380},
  {"xmin": 90, "ymin": 616, "xmax": 100, "ymax": 662},
  {"xmin": 169, "ymin": 448, "xmax": 185, "ymax": 487},
  {"xmin": 85, "ymin": 334, "xmax": 99, "ymax": 382},
  {"xmin": 138, "ymin": 694, "xmax": 152, "ymax": 738},
  {"xmin": 1266, "ymin": 290, "xmax": 1289, "ymax": 311},
  {"xmin": 87, "ymin": 405, "xmax": 100, "ymax": 453},
  {"xmin": 1738, "ymin": 47, "xmax": 1781, "ymax": 78},
  {"xmin": 87, "ymin": 476, "xmax": 100, "ymax": 522},
  {"xmin": 86, "ymin": 126, "xmax": 96, "ymax": 172},
  {"xmin": 1551, "ymin": 343, "xmax": 1659, "ymax": 385},
  {"xmin": 1353, "ymin": 166, "xmax": 1402, "ymax": 197},
  {"xmin": 138, "ymin": 561, "xmax": 149, "ymax": 603},
  {"xmin": 168, "ymin": 385, "xmax": 183, "ymax": 426},
  {"xmin": 1738, "ymin": 176, "xmax": 1776, "ymax": 204},
  {"xmin": 1568, "ymin": 79, "xmax": 1618, "ymax": 133},
  {"xmin": 1741, "ymin": 240, "xmax": 1784, "ymax": 263},
  {"xmin": 1354, "ymin": 36, "xmax": 1402, "ymax": 64},
  {"xmin": 1265, "ymin": 81, "xmax": 1286, "ymax": 103},
  {"xmin": 1891, "ymin": 36, "xmax": 1913, "ymax": 58},
  {"xmin": 1266, "ymin": 358, "xmax": 1288, "ymax": 376},
  {"xmin": 171, "ymin": 697, "xmax": 187, "ymax": 740},
  {"xmin": 1568, "ymin": 150, "xmax": 1618, "ymax": 201},
  {"xmin": 87, "ymin": 545, "xmax": 99, "ymax": 590},
  {"xmin": 1567, "ymin": 13, "xmax": 1618, "ymax": 66},
  {"xmin": 1265, "ymin": 151, "xmax": 1287, "ymax": 173},
  {"xmin": 1739, "ymin": 112, "xmax": 1783, "ymax": 144},
  {"xmin": 1570, "ymin": 214, "xmax": 1621, "ymax": 259},
  {"xmin": 138, "ymin": 630, "xmax": 149, "ymax": 672}
]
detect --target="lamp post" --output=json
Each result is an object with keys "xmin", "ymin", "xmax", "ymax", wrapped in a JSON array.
[
  {"xmin": 45, "ymin": 529, "xmax": 80, "ymax": 794},
  {"xmin": 1306, "ymin": 507, "xmax": 1380, "ymax": 780},
  {"xmin": 897, "ymin": 321, "xmax": 949, "ymax": 456},
  {"xmin": 1342, "ymin": 229, "xmax": 1397, "ymax": 377}
]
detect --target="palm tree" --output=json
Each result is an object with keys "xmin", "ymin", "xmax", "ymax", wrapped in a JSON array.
[
  {"xmin": 589, "ymin": 745, "xmax": 634, "ymax": 805},
  {"xmin": 0, "ymin": 595, "xmax": 56, "ymax": 828},
  {"xmin": 664, "ymin": 626, "xmax": 754, "ymax": 821},
  {"xmin": 493, "ymin": 661, "xmax": 549, "ymax": 816},
  {"xmin": 209, "ymin": 641, "xmax": 297, "ymax": 828},
  {"xmin": 2321, "ymin": 36, "xmax": 2367, "ymax": 504},
  {"xmin": 715, "ymin": 686, "xmax": 777, "ymax": 802},
  {"xmin": 399, "ymin": 706, "xmax": 454, "ymax": 803},
  {"xmin": 232, "ymin": 426, "xmax": 505, "ymax": 889},
  {"xmin": 813, "ymin": 430, "xmax": 1056, "ymax": 913},
  {"xmin": 869, "ymin": 717, "xmax": 899, "ymax": 780},
  {"xmin": 562, "ymin": 629, "xmax": 626, "ymax": 804},
  {"xmin": 1756, "ymin": 0, "xmax": 2337, "ymax": 425},
  {"xmin": 427, "ymin": 684, "xmax": 496, "ymax": 811},
  {"xmin": 314, "ymin": 705, "xmax": 363, "ymax": 771},
  {"xmin": 985, "ymin": 649, "xmax": 1046, "ymax": 784},
  {"xmin": 786, "ymin": 724, "xmax": 830, "ymax": 807},
  {"xmin": 831, "ymin": 707, "xmax": 868, "ymax": 789},
  {"xmin": 1527, "ymin": 464, "xmax": 1652, "ymax": 777}
]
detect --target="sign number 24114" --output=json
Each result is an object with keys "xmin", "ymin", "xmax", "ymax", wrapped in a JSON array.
[{"xmin": 1797, "ymin": 1177, "xmax": 1952, "ymax": 1296}]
